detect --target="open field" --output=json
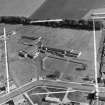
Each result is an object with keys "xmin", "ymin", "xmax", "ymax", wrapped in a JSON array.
[
  {"xmin": 0, "ymin": 0, "xmax": 45, "ymax": 17},
  {"xmin": 0, "ymin": 0, "xmax": 105, "ymax": 104},
  {"xmin": 0, "ymin": 24, "xmax": 103, "ymax": 105},
  {"xmin": 0, "ymin": 24, "xmax": 102, "ymax": 86},
  {"xmin": 27, "ymin": 85, "xmax": 89, "ymax": 104},
  {"xmin": 0, "ymin": 80, "xmax": 96, "ymax": 104},
  {"xmin": 30, "ymin": 0, "xmax": 105, "ymax": 20}
]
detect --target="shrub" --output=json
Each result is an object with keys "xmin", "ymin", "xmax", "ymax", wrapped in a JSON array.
[{"xmin": 46, "ymin": 70, "xmax": 60, "ymax": 79}]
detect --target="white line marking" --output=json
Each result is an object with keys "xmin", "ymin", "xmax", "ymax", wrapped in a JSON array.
[
  {"xmin": 24, "ymin": 93, "xmax": 35, "ymax": 105},
  {"xmin": 93, "ymin": 18, "xmax": 99, "ymax": 105},
  {"xmin": 54, "ymin": 79, "xmax": 95, "ymax": 86},
  {"xmin": 30, "ymin": 19, "xmax": 63, "ymax": 23},
  {"xmin": 4, "ymin": 27, "xmax": 10, "ymax": 93},
  {"xmin": 29, "ymin": 88, "xmax": 92, "ymax": 96},
  {"xmin": 30, "ymin": 90, "xmax": 77, "ymax": 95}
]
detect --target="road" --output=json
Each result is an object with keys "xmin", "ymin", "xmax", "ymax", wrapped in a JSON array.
[
  {"xmin": 0, "ymin": 79, "xmax": 96, "ymax": 105},
  {"xmin": 1, "ymin": 79, "xmax": 105, "ymax": 104}
]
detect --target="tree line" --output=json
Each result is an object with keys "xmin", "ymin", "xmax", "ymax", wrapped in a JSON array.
[
  {"xmin": 0, "ymin": 16, "xmax": 103, "ymax": 30},
  {"xmin": 30, "ymin": 19, "xmax": 103, "ymax": 31},
  {"xmin": 0, "ymin": 16, "xmax": 30, "ymax": 24}
]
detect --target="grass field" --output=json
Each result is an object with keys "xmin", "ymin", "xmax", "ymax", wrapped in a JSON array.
[
  {"xmin": 0, "ymin": 24, "xmax": 102, "ymax": 86},
  {"xmin": 27, "ymin": 86, "xmax": 90, "ymax": 104},
  {"xmin": 30, "ymin": 0, "xmax": 105, "ymax": 20},
  {"xmin": 0, "ymin": 0, "xmax": 45, "ymax": 17},
  {"xmin": 0, "ymin": 0, "xmax": 105, "ymax": 104}
]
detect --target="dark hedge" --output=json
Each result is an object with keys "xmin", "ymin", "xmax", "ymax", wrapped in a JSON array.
[
  {"xmin": 0, "ymin": 16, "xmax": 30, "ymax": 24},
  {"xmin": 0, "ymin": 16, "xmax": 103, "ymax": 30},
  {"xmin": 29, "ymin": 19, "xmax": 103, "ymax": 31}
]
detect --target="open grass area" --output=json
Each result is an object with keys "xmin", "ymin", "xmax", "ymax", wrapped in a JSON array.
[
  {"xmin": 0, "ymin": 0, "xmax": 45, "ymax": 17},
  {"xmin": 0, "ymin": 24, "xmax": 102, "ymax": 86},
  {"xmin": 30, "ymin": 0, "xmax": 105, "ymax": 20}
]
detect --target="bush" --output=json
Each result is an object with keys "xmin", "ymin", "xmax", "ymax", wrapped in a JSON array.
[
  {"xmin": 46, "ymin": 70, "xmax": 60, "ymax": 79},
  {"xmin": 6, "ymin": 100, "xmax": 14, "ymax": 105},
  {"xmin": 0, "ymin": 16, "xmax": 31, "ymax": 24},
  {"xmin": 1, "ymin": 16, "xmax": 21, "ymax": 24},
  {"xmin": 87, "ymin": 92, "xmax": 96, "ymax": 100}
]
